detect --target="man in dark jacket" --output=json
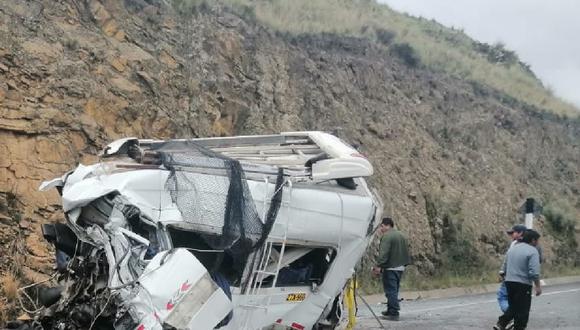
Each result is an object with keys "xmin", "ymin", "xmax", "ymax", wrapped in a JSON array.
[
  {"xmin": 372, "ymin": 217, "xmax": 411, "ymax": 320},
  {"xmin": 494, "ymin": 229, "xmax": 542, "ymax": 330}
]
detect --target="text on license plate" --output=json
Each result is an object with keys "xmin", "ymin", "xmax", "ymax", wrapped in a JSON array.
[{"xmin": 286, "ymin": 293, "xmax": 306, "ymax": 302}]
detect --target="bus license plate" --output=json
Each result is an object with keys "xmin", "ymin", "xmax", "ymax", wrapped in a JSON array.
[{"xmin": 286, "ymin": 293, "xmax": 306, "ymax": 302}]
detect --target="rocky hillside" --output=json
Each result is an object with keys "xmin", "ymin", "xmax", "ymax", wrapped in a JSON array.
[
  {"xmin": 223, "ymin": 0, "xmax": 580, "ymax": 118},
  {"xmin": 0, "ymin": 0, "xmax": 579, "ymax": 321}
]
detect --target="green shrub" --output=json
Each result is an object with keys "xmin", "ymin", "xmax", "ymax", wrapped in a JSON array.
[
  {"xmin": 171, "ymin": 0, "xmax": 210, "ymax": 15},
  {"xmin": 473, "ymin": 41, "xmax": 519, "ymax": 66},
  {"xmin": 64, "ymin": 39, "xmax": 79, "ymax": 51},
  {"xmin": 543, "ymin": 200, "xmax": 579, "ymax": 265},
  {"xmin": 443, "ymin": 237, "xmax": 481, "ymax": 271},
  {"xmin": 374, "ymin": 27, "xmax": 396, "ymax": 45},
  {"xmin": 543, "ymin": 200, "xmax": 578, "ymax": 234},
  {"xmin": 390, "ymin": 43, "xmax": 420, "ymax": 67},
  {"xmin": 424, "ymin": 193, "xmax": 486, "ymax": 276}
]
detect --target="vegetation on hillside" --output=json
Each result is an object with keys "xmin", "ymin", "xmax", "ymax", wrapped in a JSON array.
[
  {"xmin": 543, "ymin": 200, "xmax": 580, "ymax": 266},
  {"xmin": 544, "ymin": 200, "xmax": 579, "ymax": 234},
  {"xmin": 169, "ymin": 2, "xmax": 579, "ymax": 292},
  {"xmin": 176, "ymin": 0, "xmax": 579, "ymax": 117}
]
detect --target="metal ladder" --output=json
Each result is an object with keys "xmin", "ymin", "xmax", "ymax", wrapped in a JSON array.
[
  {"xmin": 240, "ymin": 179, "xmax": 292, "ymax": 328},
  {"xmin": 249, "ymin": 179, "xmax": 292, "ymax": 294}
]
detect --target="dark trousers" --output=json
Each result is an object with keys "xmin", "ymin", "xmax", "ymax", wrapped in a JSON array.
[
  {"xmin": 498, "ymin": 281, "xmax": 533, "ymax": 330},
  {"xmin": 382, "ymin": 270, "xmax": 403, "ymax": 315}
]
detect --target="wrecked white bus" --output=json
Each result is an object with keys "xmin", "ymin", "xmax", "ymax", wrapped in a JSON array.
[{"xmin": 21, "ymin": 132, "xmax": 381, "ymax": 330}]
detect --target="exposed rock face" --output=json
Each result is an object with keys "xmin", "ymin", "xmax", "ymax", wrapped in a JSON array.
[{"xmin": 0, "ymin": 0, "xmax": 579, "ymax": 321}]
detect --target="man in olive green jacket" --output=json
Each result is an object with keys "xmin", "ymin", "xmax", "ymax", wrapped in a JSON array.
[{"xmin": 372, "ymin": 217, "xmax": 411, "ymax": 320}]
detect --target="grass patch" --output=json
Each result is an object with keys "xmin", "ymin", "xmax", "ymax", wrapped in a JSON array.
[
  {"xmin": 209, "ymin": 0, "xmax": 579, "ymax": 117},
  {"xmin": 542, "ymin": 265, "xmax": 580, "ymax": 278},
  {"xmin": 0, "ymin": 273, "xmax": 21, "ymax": 326},
  {"xmin": 0, "ymin": 273, "xmax": 19, "ymax": 301},
  {"xmin": 357, "ymin": 265, "xmax": 499, "ymax": 294},
  {"xmin": 401, "ymin": 267, "xmax": 498, "ymax": 291}
]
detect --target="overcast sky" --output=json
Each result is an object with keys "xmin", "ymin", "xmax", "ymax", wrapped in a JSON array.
[{"xmin": 379, "ymin": 0, "xmax": 580, "ymax": 108}]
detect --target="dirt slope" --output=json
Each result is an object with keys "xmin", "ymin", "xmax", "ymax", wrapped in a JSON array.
[{"xmin": 0, "ymin": 0, "xmax": 579, "ymax": 321}]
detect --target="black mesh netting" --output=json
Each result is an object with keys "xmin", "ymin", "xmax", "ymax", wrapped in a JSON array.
[{"xmin": 152, "ymin": 141, "xmax": 283, "ymax": 273}]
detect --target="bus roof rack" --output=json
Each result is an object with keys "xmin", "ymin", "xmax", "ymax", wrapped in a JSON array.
[{"xmin": 102, "ymin": 131, "xmax": 373, "ymax": 180}]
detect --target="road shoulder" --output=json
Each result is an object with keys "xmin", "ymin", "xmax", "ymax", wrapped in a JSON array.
[{"xmin": 362, "ymin": 275, "xmax": 580, "ymax": 304}]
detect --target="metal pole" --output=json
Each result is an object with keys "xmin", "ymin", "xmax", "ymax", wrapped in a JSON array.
[{"xmin": 355, "ymin": 291, "xmax": 386, "ymax": 329}]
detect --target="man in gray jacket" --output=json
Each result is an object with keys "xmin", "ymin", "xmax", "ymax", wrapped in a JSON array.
[{"xmin": 494, "ymin": 229, "xmax": 542, "ymax": 330}]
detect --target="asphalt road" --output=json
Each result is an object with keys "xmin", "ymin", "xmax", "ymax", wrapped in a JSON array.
[{"xmin": 355, "ymin": 282, "xmax": 580, "ymax": 330}]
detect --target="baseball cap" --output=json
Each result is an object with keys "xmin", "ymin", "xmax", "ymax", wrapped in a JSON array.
[{"xmin": 506, "ymin": 224, "xmax": 527, "ymax": 234}]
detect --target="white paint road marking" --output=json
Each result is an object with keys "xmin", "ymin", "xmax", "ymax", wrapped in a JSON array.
[
  {"xmin": 541, "ymin": 288, "xmax": 580, "ymax": 296},
  {"xmin": 405, "ymin": 288, "xmax": 580, "ymax": 314},
  {"xmin": 407, "ymin": 299, "xmax": 497, "ymax": 314}
]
